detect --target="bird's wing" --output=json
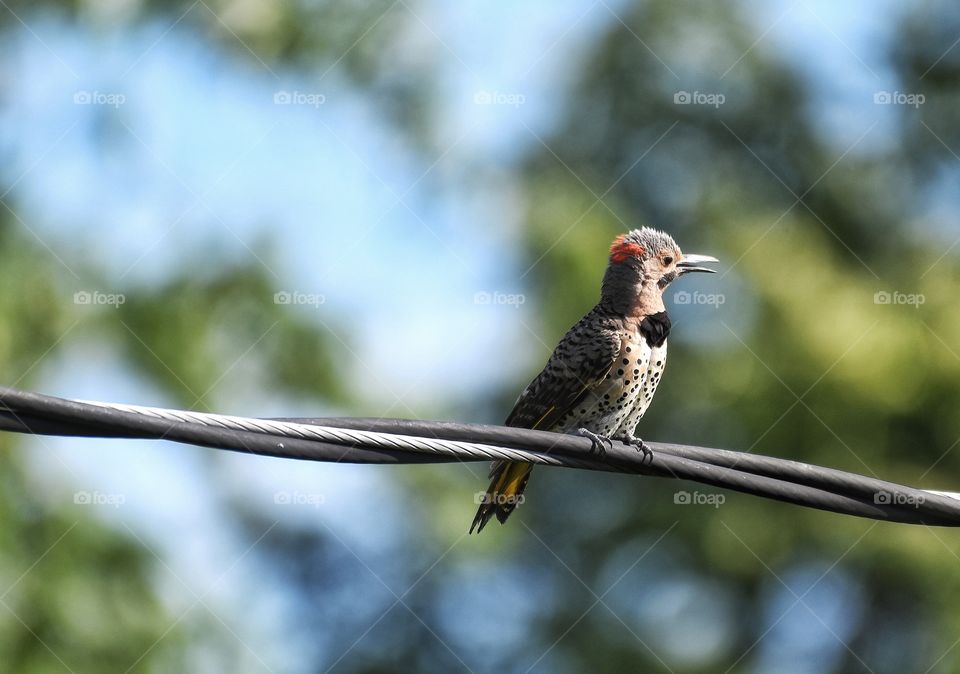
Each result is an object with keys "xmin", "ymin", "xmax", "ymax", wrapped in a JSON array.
[{"xmin": 504, "ymin": 312, "xmax": 622, "ymax": 431}]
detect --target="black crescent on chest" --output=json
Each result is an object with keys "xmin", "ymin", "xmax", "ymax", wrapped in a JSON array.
[{"xmin": 639, "ymin": 311, "xmax": 671, "ymax": 348}]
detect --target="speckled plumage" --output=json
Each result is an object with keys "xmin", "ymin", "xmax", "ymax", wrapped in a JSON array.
[
  {"xmin": 504, "ymin": 306, "xmax": 666, "ymax": 440},
  {"xmin": 470, "ymin": 228, "xmax": 716, "ymax": 533}
]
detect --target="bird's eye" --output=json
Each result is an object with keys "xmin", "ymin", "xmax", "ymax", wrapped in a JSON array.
[{"xmin": 663, "ymin": 256, "xmax": 674, "ymax": 265}]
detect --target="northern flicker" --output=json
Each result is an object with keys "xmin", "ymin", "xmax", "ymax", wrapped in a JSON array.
[{"xmin": 470, "ymin": 227, "xmax": 717, "ymax": 533}]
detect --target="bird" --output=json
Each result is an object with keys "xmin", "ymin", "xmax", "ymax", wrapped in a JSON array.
[{"xmin": 470, "ymin": 227, "xmax": 717, "ymax": 534}]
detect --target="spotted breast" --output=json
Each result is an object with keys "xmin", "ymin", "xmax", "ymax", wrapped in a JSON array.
[
  {"xmin": 613, "ymin": 311, "xmax": 670, "ymax": 440},
  {"xmin": 549, "ymin": 317, "xmax": 652, "ymax": 438}
]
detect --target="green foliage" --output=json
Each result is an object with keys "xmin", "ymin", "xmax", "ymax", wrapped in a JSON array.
[{"xmin": 115, "ymin": 257, "xmax": 350, "ymax": 408}]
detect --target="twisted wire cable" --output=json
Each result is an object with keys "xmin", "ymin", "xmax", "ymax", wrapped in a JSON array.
[{"xmin": 0, "ymin": 386, "xmax": 957, "ymax": 526}]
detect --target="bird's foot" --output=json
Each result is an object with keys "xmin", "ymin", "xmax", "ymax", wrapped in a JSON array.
[
  {"xmin": 621, "ymin": 435, "xmax": 654, "ymax": 463},
  {"xmin": 576, "ymin": 428, "xmax": 614, "ymax": 455}
]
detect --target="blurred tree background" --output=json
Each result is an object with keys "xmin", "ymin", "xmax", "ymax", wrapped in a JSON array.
[{"xmin": 1, "ymin": 0, "xmax": 960, "ymax": 671}]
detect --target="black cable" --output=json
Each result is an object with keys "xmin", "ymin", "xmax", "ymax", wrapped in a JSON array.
[
  {"xmin": 0, "ymin": 386, "xmax": 956, "ymax": 526},
  {"xmin": 310, "ymin": 418, "xmax": 955, "ymax": 519}
]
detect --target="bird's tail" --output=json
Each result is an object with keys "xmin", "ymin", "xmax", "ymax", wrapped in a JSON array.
[{"xmin": 469, "ymin": 461, "xmax": 533, "ymax": 534}]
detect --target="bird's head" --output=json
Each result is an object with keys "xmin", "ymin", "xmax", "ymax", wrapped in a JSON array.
[{"xmin": 601, "ymin": 227, "xmax": 718, "ymax": 315}]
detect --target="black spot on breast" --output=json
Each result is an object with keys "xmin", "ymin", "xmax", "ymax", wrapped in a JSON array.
[{"xmin": 640, "ymin": 311, "xmax": 671, "ymax": 348}]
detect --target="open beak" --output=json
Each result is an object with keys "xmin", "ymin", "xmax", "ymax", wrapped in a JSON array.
[{"xmin": 676, "ymin": 253, "xmax": 719, "ymax": 275}]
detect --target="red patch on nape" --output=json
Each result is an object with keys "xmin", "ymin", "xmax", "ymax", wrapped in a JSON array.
[{"xmin": 609, "ymin": 235, "xmax": 646, "ymax": 263}]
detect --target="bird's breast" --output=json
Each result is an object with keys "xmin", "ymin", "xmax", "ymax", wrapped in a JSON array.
[{"xmin": 552, "ymin": 328, "xmax": 654, "ymax": 437}]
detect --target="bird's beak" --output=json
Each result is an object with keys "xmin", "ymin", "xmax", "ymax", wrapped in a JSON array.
[{"xmin": 676, "ymin": 253, "xmax": 719, "ymax": 275}]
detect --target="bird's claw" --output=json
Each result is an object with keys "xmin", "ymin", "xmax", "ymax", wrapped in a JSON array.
[
  {"xmin": 576, "ymin": 428, "xmax": 614, "ymax": 455},
  {"xmin": 624, "ymin": 436, "xmax": 654, "ymax": 464}
]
